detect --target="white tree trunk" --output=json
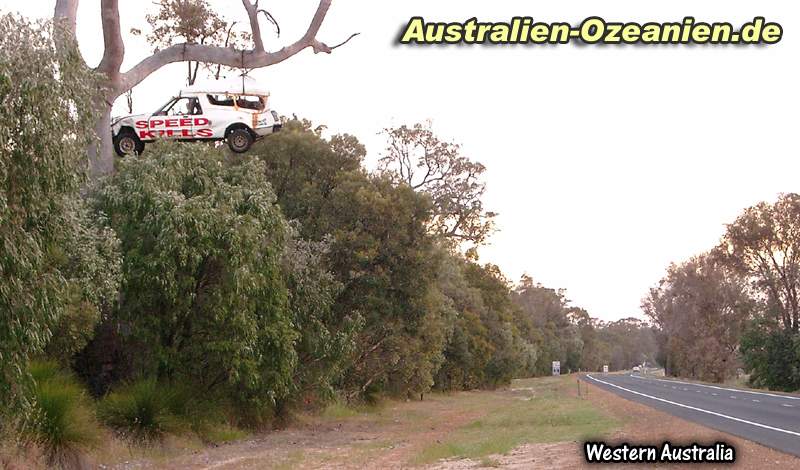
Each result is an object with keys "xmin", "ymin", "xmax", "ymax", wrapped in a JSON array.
[{"xmin": 90, "ymin": 103, "xmax": 115, "ymax": 178}]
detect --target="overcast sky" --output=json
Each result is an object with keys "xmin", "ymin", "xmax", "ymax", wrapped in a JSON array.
[{"xmin": 3, "ymin": 0, "xmax": 798, "ymax": 321}]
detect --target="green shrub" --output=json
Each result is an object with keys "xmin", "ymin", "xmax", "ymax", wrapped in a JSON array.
[
  {"xmin": 97, "ymin": 378, "xmax": 242, "ymax": 444},
  {"xmin": 27, "ymin": 361, "xmax": 101, "ymax": 467},
  {"xmin": 98, "ymin": 379, "xmax": 180, "ymax": 443}
]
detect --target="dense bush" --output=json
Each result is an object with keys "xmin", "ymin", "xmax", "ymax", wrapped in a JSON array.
[
  {"xmin": 279, "ymin": 235, "xmax": 359, "ymax": 407},
  {"xmin": 92, "ymin": 144, "xmax": 297, "ymax": 411},
  {"xmin": 741, "ymin": 325, "xmax": 800, "ymax": 392},
  {"xmin": 252, "ymin": 123, "xmax": 448, "ymax": 399}
]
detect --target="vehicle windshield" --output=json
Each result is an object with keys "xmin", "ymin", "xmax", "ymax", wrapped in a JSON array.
[
  {"xmin": 153, "ymin": 97, "xmax": 178, "ymax": 116},
  {"xmin": 152, "ymin": 97, "xmax": 203, "ymax": 116}
]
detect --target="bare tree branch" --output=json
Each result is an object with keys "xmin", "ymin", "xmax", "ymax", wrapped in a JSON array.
[
  {"xmin": 53, "ymin": 0, "xmax": 78, "ymax": 37},
  {"xmin": 258, "ymin": 9, "xmax": 280, "ymax": 37},
  {"xmin": 53, "ymin": 0, "xmax": 85, "ymax": 66},
  {"xmin": 326, "ymin": 32, "xmax": 359, "ymax": 51},
  {"xmin": 97, "ymin": 0, "xmax": 124, "ymax": 80},
  {"xmin": 119, "ymin": 0, "xmax": 355, "ymax": 96},
  {"xmin": 241, "ymin": 0, "xmax": 265, "ymax": 52}
]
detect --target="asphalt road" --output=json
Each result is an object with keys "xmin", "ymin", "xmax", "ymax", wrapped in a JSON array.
[{"xmin": 585, "ymin": 373, "xmax": 800, "ymax": 457}]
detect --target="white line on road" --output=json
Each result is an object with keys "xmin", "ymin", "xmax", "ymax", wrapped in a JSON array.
[
  {"xmin": 712, "ymin": 393, "xmax": 718, "ymax": 396},
  {"xmin": 730, "ymin": 396, "xmax": 737, "ymax": 399},
  {"xmin": 631, "ymin": 375, "xmax": 800, "ymax": 401},
  {"xmin": 783, "ymin": 404, "xmax": 794, "ymax": 408},
  {"xmin": 586, "ymin": 375, "xmax": 800, "ymax": 438},
  {"xmin": 753, "ymin": 400, "xmax": 760, "ymax": 403}
]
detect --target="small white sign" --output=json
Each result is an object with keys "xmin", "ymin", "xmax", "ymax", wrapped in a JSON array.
[
  {"xmin": 603, "ymin": 365, "xmax": 609, "ymax": 374},
  {"xmin": 552, "ymin": 361, "xmax": 561, "ymax": 376}
]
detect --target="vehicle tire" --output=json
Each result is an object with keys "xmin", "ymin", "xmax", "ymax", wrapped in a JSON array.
[
  {"xmin": 113, "ymin": 132, "xmax": 144, "ymax": 157},
  {"xmin": 227, "ymin": 128, "xmax": 254, "ymax": 153}
]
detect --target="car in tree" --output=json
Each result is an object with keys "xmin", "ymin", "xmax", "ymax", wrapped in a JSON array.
[{"xmin": 111, "ymin": 77, "xmax": 281, "ymax": 156}]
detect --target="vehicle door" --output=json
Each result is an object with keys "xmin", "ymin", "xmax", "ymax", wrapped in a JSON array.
[
  {"xmin": 190, "ymin": 95, "xmax": 216, "ymax": 139},
  {"xmin": 148, "ymin": 97, "xmax": 196, "ymax": 139}
]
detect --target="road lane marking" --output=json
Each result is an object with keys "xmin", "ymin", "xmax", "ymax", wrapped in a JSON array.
[
  {"xmin": 631, "ymin": 375, "xmax": 800, "ymax": 401},
  {"xmin": 753, "ymin": 400, "xmax": 760, "ymax": 403},
  {"xmin": 783, "ymin": 404, "xmax": 794, "ymax": 408},
  {"xmin": 712, "ymin": 393, "xmax": 718, "ymax": 396},
  {"xmin": 730, "ymin": 396, "xmax": 737, "ymax": 399},
  {"xmin": 586, "ymin": 375, "xmax": 800, "ymax": 438}
]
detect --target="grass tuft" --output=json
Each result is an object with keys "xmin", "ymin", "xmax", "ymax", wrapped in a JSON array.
[
  {"xmin": 97, "ymin": 378, "xmax": 182, "ymax": 443},
  {"xmin": 27, "ymin": 360, "xmax": 102, "ymax": 468},
  {"xmin": 98, "ymin": 378, "xmax": 247, "ymax": 445}
]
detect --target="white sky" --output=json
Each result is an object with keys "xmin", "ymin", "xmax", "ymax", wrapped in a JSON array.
[{"xmin": 2, "ymin": 0, "xmax": 798, "ymax": 321}]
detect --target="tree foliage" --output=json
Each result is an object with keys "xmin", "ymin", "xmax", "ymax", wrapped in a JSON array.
[
  {"xmin": 720, "ymin": 193, "xmax": 800, "ymax": 333},
  {"xmin": 0, "ymin": 15, "xmax": 119, "ymax": 413},
  {"xmin": 642, "ymin": 254, "xmax": 752, "ymax": 381},
  {"xmin": 643, "ymin": 193, "xmax": 800, "ymax": 391},
  {"xmin": 379, "ymin": 123, "xmax": 496, "ymax": 248},
  {"xmin": 134, "ymin": 0, "xmax": 256, "ymax": 85},
  {"xmin": 92, "ymin": 145, "xmax": 296, "ymax": 408}
]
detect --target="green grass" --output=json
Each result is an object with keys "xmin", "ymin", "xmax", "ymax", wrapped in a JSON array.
[
  {"xmin": 320, "ymin": 400, "xmax": 384, "ymax": 420},
  {"xmin": 28, "ymin": 361, "xmax": 102, "ymax": 467},
  {"xmin": 416, "ymin": 375, "xmax": 619, "ymax": 464}
]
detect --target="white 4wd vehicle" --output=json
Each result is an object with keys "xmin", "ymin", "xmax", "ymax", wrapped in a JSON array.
[{"xmin": 111, "ymin": 77, "xmax": 281, "ymax": 156}]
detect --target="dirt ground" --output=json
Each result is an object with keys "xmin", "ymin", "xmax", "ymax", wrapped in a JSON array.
[{"xmin": 106, "ymin": 378, "xmax": 800, "ymax": 470}]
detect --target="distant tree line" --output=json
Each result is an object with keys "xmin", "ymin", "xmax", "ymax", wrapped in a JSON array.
[{"xmin": 644, "ymin": 193, "xmax": 800, "ymax": 391}]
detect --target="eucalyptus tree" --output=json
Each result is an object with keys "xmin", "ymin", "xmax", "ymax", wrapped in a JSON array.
[
  {"xmin": 53, "ymin": 0, "xmax": 356, "ymax": 178},
  {"xmin": 0, "ymin": 15, "xmax": 120, "ymax": 414}
]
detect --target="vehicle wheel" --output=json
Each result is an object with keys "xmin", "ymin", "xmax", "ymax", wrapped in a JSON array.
[
  {"xmin": 113, "ymin": 132, "xmax": 144, "ymax": 157},
  {"xmin": 227, "ymin": 128, "xmax": 254, "ymax": 153}
]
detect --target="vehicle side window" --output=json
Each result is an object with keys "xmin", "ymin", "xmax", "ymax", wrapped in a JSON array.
[
  {"xmin": 236, "ymin": 96, "xmax": 265, "ymax": 111},
  {"xmin": 207, "ymin": 94, "xmax": 234, "ymax": 107},
  {"xmin": 188, "ymin": 98, "xmax": 202, "ymax": 115}
]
